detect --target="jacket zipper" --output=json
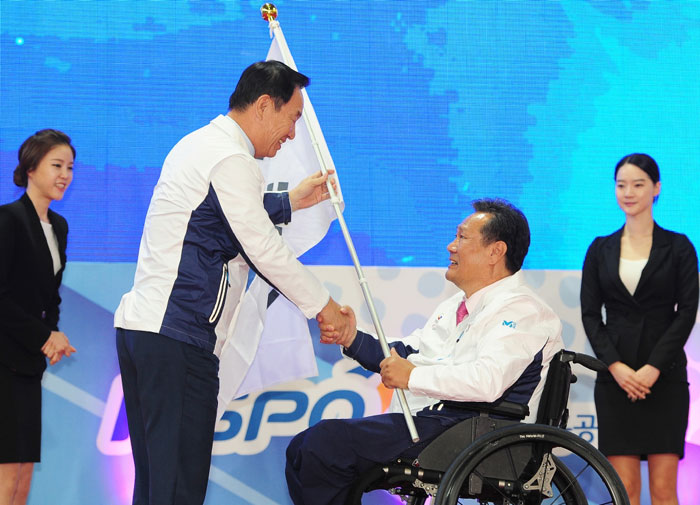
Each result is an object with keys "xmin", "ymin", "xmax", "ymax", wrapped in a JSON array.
[{"xmin": 209, "ymin": 262, "xmax": 229, "ymax": 323}]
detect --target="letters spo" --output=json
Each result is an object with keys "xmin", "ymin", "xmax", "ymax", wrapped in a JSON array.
[{"xmin": 97, "ymin": 360, "xmax": 383, "ymax": 456}]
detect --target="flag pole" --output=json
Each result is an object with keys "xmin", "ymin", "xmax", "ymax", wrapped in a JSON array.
[{"xmin": 260, "ymin": 3, "xmax": 420, "ymax": 443}]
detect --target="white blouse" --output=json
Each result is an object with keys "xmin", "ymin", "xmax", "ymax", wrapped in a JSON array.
[
  {"xmin": 40, "ymin": 220, "xmax": 61, "ymax": 275},
  {"xmin": 619, "ymin": 257, "xmax": 647, "ymax": 295}
]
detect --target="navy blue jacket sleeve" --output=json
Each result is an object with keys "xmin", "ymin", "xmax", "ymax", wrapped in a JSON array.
[
  {"xmin": 343, "ymin": 330, "xmax": 419, "ymax": 373},
  {"xmin": 263, "ymin": 192, "xmax": 292, "ymax": 225}
]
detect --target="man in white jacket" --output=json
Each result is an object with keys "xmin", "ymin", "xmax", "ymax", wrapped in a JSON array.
[
  {"xmin": 114, "ymin": 61, "xmax": 351, "ymax": 505},
  {"xmin": 286, "ymin": 198, "xmax": 564, "ymax": 505}
]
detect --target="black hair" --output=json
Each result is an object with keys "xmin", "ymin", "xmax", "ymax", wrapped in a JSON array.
[
  {"xmin": 14, "ymin": 129, "xmax": 75, "ymax": 187},
  {"xmin": 614, "ymin": 153, "xmax": 660, "ymax": 184},
  {"xmin": 228, "ymin": 60, "xmax": 310, "ymax": 111},
  {"xmin": 472, "ymin": 198, "xmax": 530, "ymax": 273}
]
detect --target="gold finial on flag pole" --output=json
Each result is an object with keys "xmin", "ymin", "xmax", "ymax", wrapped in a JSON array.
[
  {"xmin": 261, "ymin": 3, "xmax": 278, "ymax": 22},
  {"xmin": 261, "ymin": 4, "xmax": 280, "ymax": 37}
]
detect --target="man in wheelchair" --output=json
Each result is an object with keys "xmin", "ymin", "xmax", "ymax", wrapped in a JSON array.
[{"xmin": 285, "ymin": 198, "xmax": 565, "ymax": 505}]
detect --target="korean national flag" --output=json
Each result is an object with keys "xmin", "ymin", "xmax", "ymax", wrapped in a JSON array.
[{"xmin": 215, "ymin": 34, "xmax": 343, "ymax": 422}]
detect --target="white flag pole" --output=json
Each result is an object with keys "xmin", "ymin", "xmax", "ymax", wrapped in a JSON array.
[{"xmin": 260, "ymin": 3, "xmax": 420, "ymax": 443}]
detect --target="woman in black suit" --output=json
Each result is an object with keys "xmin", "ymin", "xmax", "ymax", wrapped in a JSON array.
[
  {"xmin": 581, "ymin": 153, "xmax": 698, "ymax": 505},
  {"xmin": 0, "ymin": 130, "xmax": 78, "ymax": 505}
]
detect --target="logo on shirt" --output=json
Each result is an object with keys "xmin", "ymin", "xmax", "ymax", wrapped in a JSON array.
[{"xmin": 502, "ymin": 320, "xmax": 516, "ymax": 329}]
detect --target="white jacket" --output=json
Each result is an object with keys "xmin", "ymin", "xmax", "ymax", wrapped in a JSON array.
[
  {"xmin": 114, "ymin": 115, "xmax": 329, "ymax": 352},
  {"xmin": 346, "ymin": 271, "xmax": 563, "ymax": 422}
]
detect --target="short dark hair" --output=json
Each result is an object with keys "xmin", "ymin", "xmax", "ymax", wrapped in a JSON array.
[
  {"xmin": 228, "ymin": 60, "xmax": 310, "ymax": 111},
  {"xmin": 472, "ymin": 198, "xmax": 530, "ymax": 273},
  {"xmin": 14, "ymin": 129, "xmax": 76, "ymax": 187}
]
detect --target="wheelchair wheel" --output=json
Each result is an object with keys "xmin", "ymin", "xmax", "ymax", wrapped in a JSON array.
[
  {"xmin": 546, "ymin": 455, "xmax": 588, "ymax": 504},
  {"xmin": 434, "ymin": 424, "xmax": 629, "ymax": 505},
  {"xmin": 344, "ymin": 461, "xmax": 432, "ymax": 505},
  {"xmin": 347, "ymin": 455, "xmax": 583, "ymax": 505}
]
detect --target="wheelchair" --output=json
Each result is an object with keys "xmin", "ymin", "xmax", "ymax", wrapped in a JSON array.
[{"xmin": 345, "ymin": 350, "xmax": 630, "ymax": 505}]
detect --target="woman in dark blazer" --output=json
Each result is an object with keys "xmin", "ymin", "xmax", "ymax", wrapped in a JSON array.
[
  {"xmin": 581, "ymin": 153, "xmax": 698, "ymax": 505},
  {"xmin": 0, "ymin": 130, "xmax": 77, "ymax": 505}
]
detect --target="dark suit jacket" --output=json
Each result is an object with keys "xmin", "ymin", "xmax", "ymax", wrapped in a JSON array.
[
  {"xmin": 0, "ymin": 193, "xmax": 68, "ymax": 376},
  {"xmin": 581, "ymin": 223, "xmax": 698, "ymax": 382}
]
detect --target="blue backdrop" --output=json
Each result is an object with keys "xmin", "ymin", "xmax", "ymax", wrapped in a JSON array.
[
  {"xmin": 2, "ymin": 1, "xmax": 699, "ymax": 504},
  {"xmin": 3, "ymin": 0, "xmax": 699, "ymax": 269}
]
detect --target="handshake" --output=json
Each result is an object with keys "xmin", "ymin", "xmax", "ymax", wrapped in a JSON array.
[
  {"xmin": 315, "ymin": 298, "xmax": 415, "ymax": 390},
  {"xmin": 315, "ymin": 297, "xmax": 357, "ymax": 348}
]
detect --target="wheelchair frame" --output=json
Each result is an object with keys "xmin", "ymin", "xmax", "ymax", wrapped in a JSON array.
[{"xmin": 345, "ymin": 350, "xmax": 630, "ymax": 505}]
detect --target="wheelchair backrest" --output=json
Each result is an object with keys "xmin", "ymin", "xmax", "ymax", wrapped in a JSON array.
[{"xmin": 535, "ymin": 349, "xmax": 573, "ymax": 428}]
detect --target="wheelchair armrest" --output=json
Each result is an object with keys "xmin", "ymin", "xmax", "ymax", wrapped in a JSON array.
[
  {"xmin": 572, "ymin": 352, "xmax": 607, "ymax": 373},
  {"xmin": 440, "ymin": 399, "xmax": 529, "ymax": 420},
  {"xmin": 557, "ymin": 349, "xmax": 606, "ymax": 373}
]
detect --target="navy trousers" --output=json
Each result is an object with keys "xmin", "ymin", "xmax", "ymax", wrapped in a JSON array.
[
  {"xmin": 285, "ymin": 411, "xmax": 471, "ymax": 505},
  {"xmin": 116, "ymin": 329, "xmax": 219, "ymax": 505}
]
